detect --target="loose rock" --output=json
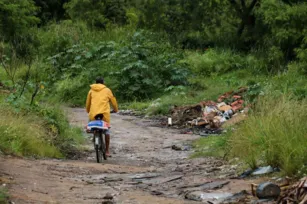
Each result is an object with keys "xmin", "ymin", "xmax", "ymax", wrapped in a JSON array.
[{"xmin": 256, "ymin": 182, "xmax": 281, "ymax": 199}]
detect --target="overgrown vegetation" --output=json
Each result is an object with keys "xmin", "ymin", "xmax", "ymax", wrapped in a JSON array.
[
  {"xmin": 229, "ymin": 96, "xmax": 307, "ymax": 176},
  {"xmin": 0, "ymin": 0, "xmax": 306, "ymax": 176}
]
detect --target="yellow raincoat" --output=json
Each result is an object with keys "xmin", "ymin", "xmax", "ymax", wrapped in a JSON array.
[{"xmin": 86, "ymin": 84, "xmax": 118, "ymax": 123}]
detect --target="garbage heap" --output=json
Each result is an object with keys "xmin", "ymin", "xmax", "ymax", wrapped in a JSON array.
[
  {"xmin": 277, "ymin": 177, "xmax": 307, "ymax": 203},
  {"xmin": 171, "ymin": 87, "xmax": 249, "ymax": 131}
]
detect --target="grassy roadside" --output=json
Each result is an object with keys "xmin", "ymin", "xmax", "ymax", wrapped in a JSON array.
[
  {"xmin": 0, "ymin": 100, "xmax": 85, "ymax": 158},
  {"xmin": 229, "ymin": 96, "xmax": 307, "ymax": 176},
  {"xmin": 0, "ymin": 66, "xmax": 85, "ymax": 158}
]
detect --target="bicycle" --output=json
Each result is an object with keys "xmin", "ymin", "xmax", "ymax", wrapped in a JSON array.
[{"xmin": 87, "ymin": 114, "xmax": 109, "ymax": 163}]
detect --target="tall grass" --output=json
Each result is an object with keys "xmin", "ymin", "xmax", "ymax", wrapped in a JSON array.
[
  {"xmin": 185, "ymin": 49, "xmax": 244, "ymax": 75},
  {"xmin": 0, "ymin": 105, "xmax": 62, "ymax": 157},
  {"xmin": 184, "ymin": 48, "xmax": 274, "ymax": 76},
  {"xmin": 229, "ymin": 96, "xmax": 307, "ymax": 176},
  {"xmin": 0, "ymin": 101, "xmax": 85, "ymax": 158}
]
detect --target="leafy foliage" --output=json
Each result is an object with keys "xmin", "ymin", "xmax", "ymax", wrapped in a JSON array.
[
  {"xmin": 48, "ymin": 31, "xmax": 189, "ymax": 102},
  {"xmin": 0, "ymin": 0, "xmax": 40, "ymax": 58},
  {"xmin": 64, "ymin": 0, "xmax": 127, "ymax": 29}
]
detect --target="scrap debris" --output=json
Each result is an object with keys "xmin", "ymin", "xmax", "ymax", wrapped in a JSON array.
[
  {"xmin": 277, "ymin": 177, "xmax": 307, "ymax": 204},
  {"xmin": 171, "ymin": 87, "xmax": 250, "ymax": 135}
]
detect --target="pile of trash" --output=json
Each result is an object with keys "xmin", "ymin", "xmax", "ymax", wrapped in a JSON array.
[
  {"xmin": 171, "ymin": 87, "xmax": 249, "ymax": 132},
  {"xmin": 277, "ymin": 177, "xmax": 307, "ymax": 203}
]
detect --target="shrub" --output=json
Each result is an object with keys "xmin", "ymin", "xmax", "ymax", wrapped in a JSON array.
[
  {"xmin": 229, "ymin": 96, "xmax": 307, "ymax": 176},
  {"xmin": 185, "ymin": 48, "xmax": 285, "ymax": 76},
  {"xmin": 185, "ymin": 49, "xmax": 245, "ymax": 76},
  {"xmin": 48, "ymin": 30, "xmax": 189, "ymax": 102},
  {"xmin": 38, "ymin": 21, "xmax": 135, "ymax": 58},
  {"xmin": 36, "ymin": 104, "xmax": 85, "ymax": 155},
  {"xmin": 54, "ymin": 74, "xmax": 90, "ymax": 105}
]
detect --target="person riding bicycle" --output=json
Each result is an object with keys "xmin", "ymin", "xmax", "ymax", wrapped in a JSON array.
[{"xmin": 86, "ymin": 77, "xmax": 118, "ymax": 157}]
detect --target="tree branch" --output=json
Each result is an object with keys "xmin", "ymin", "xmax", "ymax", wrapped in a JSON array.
[{"xmin": 30, "ymin": 84, "xmax": 39, "ymax": 105}]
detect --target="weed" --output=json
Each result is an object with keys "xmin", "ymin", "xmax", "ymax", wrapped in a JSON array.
[
  {"xmin": 229, "ymin": 95, "xmax": 307, "ymax": 176},
  {"xmin": 125, "ymin": 101, "xmax": 150, "ymax": 111}
]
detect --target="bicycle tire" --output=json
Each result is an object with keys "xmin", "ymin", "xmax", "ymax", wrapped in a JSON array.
[
  {"xmin": 94, "ymin": 133, "xmax": 103, "ymax": 163},
  {"xmin": 100, "ymin": 132, "xmax": 107, "ymax": 160}
]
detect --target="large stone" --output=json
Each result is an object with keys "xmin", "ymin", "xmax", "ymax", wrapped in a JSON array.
[{"xmin": 256, "ymin": 182, "xmax": 281, "ymax": 199}]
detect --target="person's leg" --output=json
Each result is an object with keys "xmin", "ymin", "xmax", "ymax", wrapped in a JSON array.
[
  {"xmin": 105, "ymin": 134, "xmax": 110, "ymax": 156},
  {"xmin": 105, "ymin": 128, "xmax": 111, "ymax": 156}
]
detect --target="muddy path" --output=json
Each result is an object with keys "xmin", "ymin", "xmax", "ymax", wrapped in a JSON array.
[{"xmin": 0, "ymin": 108, "xmax": 260, "ymax": 204}]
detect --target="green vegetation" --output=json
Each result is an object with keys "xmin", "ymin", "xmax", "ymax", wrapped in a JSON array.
[
  {"xmin": 0, "ymin": 60, "xmax": 84, "ymax": 158},
  {"xmin": 0, "ymin": 96, "xmax": 84, "ymax": 157},
  {"xmin": 0, "ymin": 186, "xmax": 9, "ymax": 204},
  {"xmin": 193, "ymin": 93, "xmax": 307, "ymax": 176},
  {"xmin": 229, "ymin": 96, "xmax": 307, "ymax": 176},
  {"xmin": 0, "ymin": 0, "xmax": 307, "ymax": 176},
  {"xmin": 0, "ymin": 105, "xmax": 61, "ymax": 157}
]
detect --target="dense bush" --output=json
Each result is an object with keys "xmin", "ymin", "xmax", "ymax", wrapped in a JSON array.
[
  {"xmin": 64, "ymin": 0, "xmax": 127, "ymax": 29},
  {"xmin": 48, "ymin": 31, "xmax": 189, "ymax": 103}
]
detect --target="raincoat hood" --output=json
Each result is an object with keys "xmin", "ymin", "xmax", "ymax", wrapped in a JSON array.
[{"xmin": 90, "ymin": 84, "xmax": 106, "ymax": 92}]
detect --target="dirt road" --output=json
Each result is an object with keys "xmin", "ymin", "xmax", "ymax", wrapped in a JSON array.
[{"xmin": 0, "ymin": 108, "xmax": 257, "ymax": 204}]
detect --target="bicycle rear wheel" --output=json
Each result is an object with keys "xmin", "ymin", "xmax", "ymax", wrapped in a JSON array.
[{"xmin": 94, "ymin": 133, "xmax": 103, "ymax": 163}]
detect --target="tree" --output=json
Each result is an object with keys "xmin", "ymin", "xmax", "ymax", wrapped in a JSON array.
[
  {"xmin": 64, "ymin": 0, "xmax": 127, "ymax": 29},
  {"xmin": 34, "ymin": 0, "xmax": 69, "ymax": 24},
  {"xmin": 138, "ymin": 0, "xmax": 237, "ymax": 48},
  {"xmin": 228, "ymin": 0, "xmax": 259, "ymax": 37},
  {"xmin": 0, "ymin": 0, "xmax": 39, "ymax": 42},
  {"xmin": 256, "ymin": 0, "xmax": 307, "ymax": 61},
  {"xmin": 0, "ymin": 0, "xmax": 40, "ymax": 58}
]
